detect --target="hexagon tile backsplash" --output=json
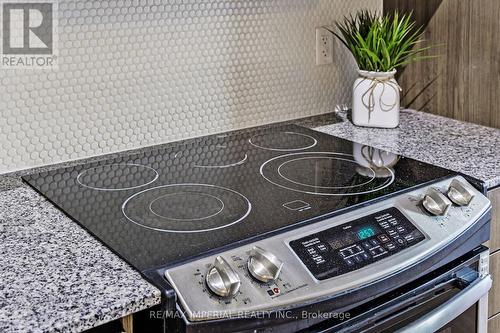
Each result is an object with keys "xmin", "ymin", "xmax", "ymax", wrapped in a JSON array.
[{"xmin": 0, "ymin": 0, "xmax": 380, "ymax": 173}]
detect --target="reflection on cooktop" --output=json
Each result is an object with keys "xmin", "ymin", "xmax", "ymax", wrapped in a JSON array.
[
  {"xmin": 23, "ymin": 124, "xmax": 454, "ymax": 271},
  {"xmin": 260, "ymin": 152, "xmax": 394, "ymax": 196}
]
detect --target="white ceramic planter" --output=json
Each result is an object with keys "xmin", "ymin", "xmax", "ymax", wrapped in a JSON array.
[{"xmin": 352, "ymin": 70, "xmax": 400, "ymax": 128}]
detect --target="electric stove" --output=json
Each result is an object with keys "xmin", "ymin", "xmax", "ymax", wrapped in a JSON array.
[{"xmin": 22, "ymin": 123, "xmax": 492, "ymax": 332}]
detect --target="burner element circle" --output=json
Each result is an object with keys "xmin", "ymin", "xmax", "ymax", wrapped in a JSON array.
[
  {"xmin": 194, "ymin": 153, "xmax": 248, "ymax": 169},
  {"xmin": 249, "ymin": 132, "xmax": 317, "ymax": 151},
  {"xmin": 175, "ymin": 146, "xmax": 248, "ymax": 169},
  {"xmin": 149, "ymin": 192, "xmax": 224, "ymax": 221},
  {"xmin": 122, "ymin": 184, "xmax": 251, "ymax": 233},
  {"xmin": 260, "ymin": 152, "xmax": 394, "ymax": 196},
  {"xmin": 77, "ymin": 164, "xmax": 159, "ymax": 191}
]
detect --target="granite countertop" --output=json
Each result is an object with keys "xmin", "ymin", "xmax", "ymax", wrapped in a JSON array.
[
  {"xmin": 311, "ymin": 109, "xmax": 500, "ymax": 190},
  {"xmin": 0, "ymin": 109, "xmax": 499, "ymax": 333},
  {"xmin": 0, "ymin": 187, "xmax": 162, "ymax": 333}
]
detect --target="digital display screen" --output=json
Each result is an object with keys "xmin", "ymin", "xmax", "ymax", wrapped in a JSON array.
[
  {"xmin": 357, "ymin": 227, "xmax": 376, "ymax": 240},
  {"xmin": 326, "ymin": 224, "xmax": 382, "ymax": 250}
]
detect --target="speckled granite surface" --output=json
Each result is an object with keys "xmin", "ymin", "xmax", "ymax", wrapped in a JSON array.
[
  {"xmin": 313, "ymin": 109, "xmax": 500, "ymax": 189},
  {"xmin": 0, "ymin": 187, "xmax": 161, "ymax": 333},
  {"xmin": 0, "ymin": 176, "xmax": 23, "ymax": 192},
  {"xmin": 0, "ymin": 109, "xmax": 498, "ymax": 332}
]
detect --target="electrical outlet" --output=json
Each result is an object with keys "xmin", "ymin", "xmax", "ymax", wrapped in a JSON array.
[{"xmin": 315, "ymin": 27, "xmax": 333, "ymax": 65}]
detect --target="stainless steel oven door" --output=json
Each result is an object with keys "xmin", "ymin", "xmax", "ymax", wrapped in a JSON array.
[
  {"xmin": 396, "ymin": 272, "xmax": 491, "ymax": 333},
  {"xmin": 320, "ymin": 250, "xmax": 491, "ymax": 333}
]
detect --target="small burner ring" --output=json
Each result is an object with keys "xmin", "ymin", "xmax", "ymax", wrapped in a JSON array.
[
  {"xmin": 149, "ymin": 192, "xmax": 225, "ymax": 221},
  {"xmin": 122, "ymin": 183, "xmax": 251, "ymax": 233},
  {"xmin": 249, "ymin": 131, "xmax": 317, "ymax": 151},
  {"xmin": 194, "ymin": 154, "xmax": 248, "ymax": 169},
  {"xmin": 175, "ymin": 148, "xmax": 248, "ymax": 169},
  {"xmin": 76, "ymin": 163, "xmax": 159, "ymax": 191}
]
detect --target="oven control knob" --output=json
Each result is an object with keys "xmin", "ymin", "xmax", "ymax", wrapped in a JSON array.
[
  {"xmin": 247, "ymin": 246, "xmax": 284, "ymax": 283},
  {"xmin": 447, "ymin": 179, "xmax": 475, "ymax": 206},
  {"xmin": 205, "ymin": 256, "xmax": 241, "ymax": 297},
  {"xmin": 422, "ymin": 188, "xmax": 452, "ymax": 216}
]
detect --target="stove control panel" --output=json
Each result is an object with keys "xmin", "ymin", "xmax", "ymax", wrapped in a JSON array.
[
  {"xmin": 164, "ymin": 176, "xmax": 491, "ymax": 322},
  {"xmin": 289, "ymin": 207, "xmax": 425, "ymax": 280}
]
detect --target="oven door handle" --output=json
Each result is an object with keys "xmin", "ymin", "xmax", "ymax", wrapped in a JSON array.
[{"xmin": 396, "ymin": 273, "xmax": 492, "ymax": 333}]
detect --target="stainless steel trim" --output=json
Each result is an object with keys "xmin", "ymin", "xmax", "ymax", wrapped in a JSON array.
[
  {"xmin": 477, "ymin": 250, "xmax": 490, "ymax": 333},
  {"xmin": 477, "ymin": 295, "xmax": 489, "ymax": 333},
  {"xmin": 396, "ymin": 274, "xmax": 492, "ymax": 333}
]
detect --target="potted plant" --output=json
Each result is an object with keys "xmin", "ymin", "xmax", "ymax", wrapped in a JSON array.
[{"xmin": 325, "ymin": 11, "xmax": 435, "ymax": 128}]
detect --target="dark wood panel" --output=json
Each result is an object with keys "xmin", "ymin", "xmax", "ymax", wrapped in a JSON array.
[
  {"xmin": 487, "ymin": 187, "xmax": 500, "ymax": 253},
  {"xmin": 489, "ymin": 251, "xmax": 500, "ymax": 317},
  {"xmin": 383, "ymin": 0, "xmax": 500, "ymax": 129},
  {"xmin": 469, "ymin": 0, "xmax": 500, "ymax": 127},
  {"xmin": 485, "ymin": 188, "xmax": 500, "ymax": 319},
  {"xmin": 489, "ymin": 312, "xmax": 500, "ymax": 333}
]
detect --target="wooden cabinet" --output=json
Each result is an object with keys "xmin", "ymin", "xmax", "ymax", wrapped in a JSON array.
[
  {"xmin": 489, "ymin": 246, "xmax": 500, "ymax": 317},
  {"xmin": 489, "ymin": 312, "xmax": 500, "ymax": 333},
  {"xmin": 383, "ymin": 0, "xmax": 500, "ymax": 129},
  {"xmin": 488, "ymin": 188, "xmax": 500, "ymax": 253},
  {"xmin": 489, "ymin": 188, "xmax": 500, "ymax": 320}
]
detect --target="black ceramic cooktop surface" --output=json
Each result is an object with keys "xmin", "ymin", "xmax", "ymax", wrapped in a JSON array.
[{"xmin": 23, "ymin": 124, "xmax": 454, "ymax": 272}]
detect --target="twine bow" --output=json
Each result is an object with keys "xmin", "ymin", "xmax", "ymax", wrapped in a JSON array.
[{"xmin": 355, "ymin": 75, "xmax": 402, "ymax": 122}]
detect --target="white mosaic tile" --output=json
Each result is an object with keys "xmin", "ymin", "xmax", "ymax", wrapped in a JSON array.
[{"xmin": 0, "ymin": 0, "xmax": 381, "ymax": 172}]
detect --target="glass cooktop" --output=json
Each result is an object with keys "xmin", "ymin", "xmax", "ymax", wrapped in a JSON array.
[{"xmin": 23, "ymin": 124, "xmax": 455, "ymax": 272}]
